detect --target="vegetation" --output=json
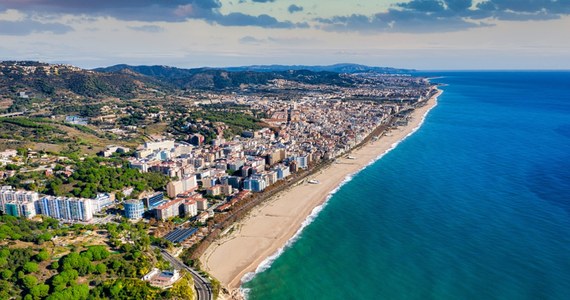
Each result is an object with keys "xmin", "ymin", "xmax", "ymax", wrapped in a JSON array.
[
  {"xmin": 0, "ymin": 215, "xmax": 59, "ymax": 244},
  {"xmin": 0, "ymin": 117, "xmax": 61, "ymax": 131},
  {"xmin": 210, "ymin": 276, "xmax": 221, "ymax": 300},
  {"xmin": 0, "ymin": 62, "xmax": 147, "ymax": 100},
  {"xmin": 90, "ymin": 278, "xmax": 160, "ymax": 299},
  {"xmin": 0, "ymin": 117, "xmax": 71, "ymax": 144},
  {"xmin": 0, "ymin": 115, "xmax": 129, "ymax": 154},
  {"xmin": 118, "ymin": 112, "xmax": 146, "ymax": 126},
  {"xmin": 95, "ymin": 64, "xmax": 355, "ymax": 89},
  {"xmin": 0, "ymin": 216, "xmax": 195, "ymax": 300},
  {"xmin": 4, "ymin": 156, "xmax": 169, "ymax": 199},
  {"xmin": 51, "ymin": 104, "xmax": 103, "ymax": 118},
  {"xmin": 172, "ymin": 105, "xmax": 264, "ymax": 142},
  {"xmin": 166, "ymin": 272, "xmax": 196, "ymax": 300},
  {"xmin": 5, "ymin": 96, "xmax": 43, "ymax": 113},
  {"xmin": 67, "ymin": 124, "xmax": 99, "ymax": 135}
]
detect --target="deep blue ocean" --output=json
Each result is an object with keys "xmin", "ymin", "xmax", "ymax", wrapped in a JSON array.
[{"xmin": 242, "ymin": 72, "xmax": 570, "ymax": 299}]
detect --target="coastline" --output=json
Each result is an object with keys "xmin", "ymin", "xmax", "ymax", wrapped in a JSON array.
[{"xmin": 201, "ymin": 88, "xmax": 443, "ymax": 299}]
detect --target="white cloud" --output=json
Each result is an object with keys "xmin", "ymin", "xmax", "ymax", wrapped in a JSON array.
[
  {"xmin": 0, "ymin": 2, "xmax": 568, "ymax": 69},
  {"xmin": 0, "ymin": 9, "xmax": 26, "ymax": 21}
]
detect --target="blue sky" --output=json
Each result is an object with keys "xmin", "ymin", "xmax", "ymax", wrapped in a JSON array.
[{"xmin": 0, "ymin": 0, "xmax": 569, "ymax": 69}]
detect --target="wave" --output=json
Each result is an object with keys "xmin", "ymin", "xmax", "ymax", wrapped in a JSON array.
[
  {"xmin": 239, "ymin": 175, "xmax": 352, "ymax": 287},
  {"xmin": 239, "ymin": 90, "xmax": 442, "ymax": 298},
  {"xmin": 238, "ymin": 174, "xmax": 356, "ymax": 298},
  {"xmin": 365, "ymin": 89, "xmax": 441, "ymax": 168}
]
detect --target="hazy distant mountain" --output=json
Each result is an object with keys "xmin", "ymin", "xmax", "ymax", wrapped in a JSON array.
[
  {"xmin": 1, "ymin": 61, "xmax": 393, "ymax": 102},
  {"xmin": 94, "ymin": 64, "xmax": 203, "ymax": 81},
  {"xmin": 95, "ymin": 64, "xmax": 357, "ymax": 89},
  {"xmin": 221, "ymin": 63, "xmax": 413, "ymax": 74}
]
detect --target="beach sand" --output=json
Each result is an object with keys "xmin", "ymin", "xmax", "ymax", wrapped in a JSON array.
[{"xmin": 201, "ymin": 89, "xmax": 442, "ymax": 299}]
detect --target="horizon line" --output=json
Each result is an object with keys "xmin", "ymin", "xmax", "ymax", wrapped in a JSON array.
[{"xmin": 2, "ymin": 59, "xmax": 570, "ymax": 72}]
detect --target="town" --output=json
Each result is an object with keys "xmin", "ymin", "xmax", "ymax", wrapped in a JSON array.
[
  {"xmin": 0, "ymin": 61, "xmax": 436, "ymax": 300},
  {"xmin": 1, "ymin": 89, "xmax": 434, "ymax": 233}
]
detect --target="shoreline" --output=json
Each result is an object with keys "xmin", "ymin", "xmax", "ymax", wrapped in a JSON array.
[{"xmin": 201, "ymin": 88, "xmax": 443, "ymax": 299}]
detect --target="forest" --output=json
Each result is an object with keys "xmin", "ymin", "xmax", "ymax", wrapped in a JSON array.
[
  {"xmin": 0, "ymin": 216, "xmax": 194, "ymax": 300},
  {"xmin": 3, "ymin": 157, "xmax": 169, "ymax": 199}
]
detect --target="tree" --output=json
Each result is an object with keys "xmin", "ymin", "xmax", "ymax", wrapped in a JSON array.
[
  {"xmin": 60, "ymin": 252, "xmax": 91, "ymax": 275},
  {"xmin": 0, "ymin": 280, "xmax": 12, "ymax": 299},
  {"xmin": 50, "ymin": 269, "xmax": 78, "ymax": 291},
  {"xmin": 168, "ymin": 272, "xmax": 195, "ymax": 300},
  {"xmin": 95, "ymin": 263, "xmax": 107, "ymax": 275},
  {"xmin": 29, "ymin": 284, "xmax": 50, "ymax": 299},
  {"xmin": 102, "ymin": 279, "xmax": 159, "ymax": 299},
  {"xmin": 1, "ymin": 269, "xmax": 12, "ymax": 280},
  {"xmin": 84, "ymin": 246, "xmax": 110, "ymax": 261},
  {"xmin": 35, "ymin": 250, "xmax": 50, "ymax": 262},
  {"xmin": 46, "ymin": 284, "xmax": 89, "ymax": 300},
  {"xmin": 22, "ymin": 274, "xmax": 38, "ymax": 290},
  {"xmin": 37, "ymin": 232, "xmax": 53, "ymax": 244},
  {"xmin": 23, "ymin": 262, "xmax": 39, "ymax": 274}
]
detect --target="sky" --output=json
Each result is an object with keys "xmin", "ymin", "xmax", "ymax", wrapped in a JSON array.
[{"xmin": 0, "ymin": 0, "xmax": 569, "ymax": 70}]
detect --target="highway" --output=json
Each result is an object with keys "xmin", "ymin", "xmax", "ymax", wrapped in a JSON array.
[{"xmin": 159, "ymin": 249, "xmax": 213, "ymax": 300}]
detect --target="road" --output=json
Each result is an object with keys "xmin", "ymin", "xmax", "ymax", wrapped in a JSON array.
[
  {"xmin": 0, "ymin": 111, "xmax": 26, "ymax": 118},
  {"xmin": 159, "ymin": 249, "xmax": 213, "ymax": 300}
]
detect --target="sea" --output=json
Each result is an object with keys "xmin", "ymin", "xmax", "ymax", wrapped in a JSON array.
[{"xmin": 241, "ymin": 71, "xmax": 570, "ymax": 299}]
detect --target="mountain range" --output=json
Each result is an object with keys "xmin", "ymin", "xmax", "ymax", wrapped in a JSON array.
[{"xmin": 0, "ymin": 61, "xmax": 410, "ymax": 101}]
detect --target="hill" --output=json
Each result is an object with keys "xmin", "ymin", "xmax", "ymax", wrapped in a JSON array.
[
  {"xmin": 0, "ymin": 61, "xmax": 167, "ymax": 100},
  {"xmin": 94, "ymin": 65, "xmax": 357, "ymax": 89},
  {"xmin": 0, "ymin": 61, "xmax": 401, "ymax": 101},
  {"xmin": 221, "ymin": 63, "xmax": 413, "ymax": 74}
]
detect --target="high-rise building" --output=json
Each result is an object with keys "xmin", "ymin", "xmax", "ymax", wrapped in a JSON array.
[
  {"xmin": 296, "ymin": 155, "xmax": 309, "ymax": 169},
  {"xmin": 3, "ymin": 201, "xmax": 36, "ymax": 219},
  {"xmin": 166, "ymin": 175, "xmax": 197, "ymax": 198},
  {"xmin": 266, "ymin": 149, "xmax": 286, "ymax": 165},
  {"xmin": 183, "ymin": 200, "xmax": 198, "ymax": 218},
  {"xmin": 144, "ymin": 192, "xmax": 165, "ymax": 209},
  {"xmin": 144, "ymin": 140, "xmax": 175, "ymax": 151},
  {"xmin": 38, "ymin": 196, "xmax": 93, "ymax": 222},
  {"xmin": 91, "ymin": 193, "xmax": 115, "ymax": 213},
  {"xmin": 243, "ymin": 175, "xmax": 268, "ymax": 192},
  {"xmin": 223, "ymin": 176, "xmax": 242, "ymax": 190},
  {"xmin": 0, "ymin": 186, "xmax": 38, "ymax": 219},
  {"xmin": 275, "ymin": 164, "xmax": 291, "ymax": 179},
  {"xmin": 195, "ymin": 198, "xmax": 209, "ymax": 211},
  {"xmin": 155, "ymin": 198, "xmax": 185, "ymax": 220},
  {"xmin": 266, "ymin": 171, "xmax": 278, "ymax": 186},
  {"xmin": 124, "ymin": 199, "xmax": 145, "ymax": 220}
]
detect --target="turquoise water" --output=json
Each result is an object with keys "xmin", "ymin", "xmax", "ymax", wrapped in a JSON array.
[{"xmin": 242, "ymin": 72, "xmax": 570, "ymax": 299}]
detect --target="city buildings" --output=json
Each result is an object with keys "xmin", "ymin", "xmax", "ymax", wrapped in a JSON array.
[
  {"xmin": 0, "ymin": 186, "xmax": 38, "ymax": 219},
  {"xmin": 243, "ymin": 175, "xmax": 267, "ymax": 192},
  {"xmin": 184, "ymin": 200, "xmax": 198, "ymax": 218},
  {"xmin": 37, "ymin": 196, "xmax": 94, "ymax": 222},
  {"xmin": 155, "ymin": 198, "xmax": 184, "ymax": 220},
  {"xmin": 143, "ymin": 192, "xmax": 165, "ymax": 209},
  {"xmin": 91, "ymin": 193, "xmax": 115, "ymax": 213},
  {"xmin": 124, "ymin": 199, "xmax": 145, "ymax": 220},
  {"xmin": 166, "ymin": 175, "xmax": 197, "ymax": 198}
]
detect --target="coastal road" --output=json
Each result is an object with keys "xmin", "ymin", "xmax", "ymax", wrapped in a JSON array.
[{"xmin": 159, "ymin": 249, "xmax": 213, "ymax": 300}]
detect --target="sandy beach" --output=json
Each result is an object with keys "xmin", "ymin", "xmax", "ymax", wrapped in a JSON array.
[{"xmin": 201, "ymin": 89, "xmax": 442, "ymax": 298}]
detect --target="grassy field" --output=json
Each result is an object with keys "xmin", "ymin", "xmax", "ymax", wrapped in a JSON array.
[{"xmin": 0, "ymin": 117, "xmax": 138, "ymax": 155}]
